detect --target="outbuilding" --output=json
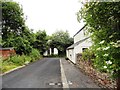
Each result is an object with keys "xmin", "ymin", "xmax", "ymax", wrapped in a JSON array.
[
  {"xmin": 0, "ymin": 47, "xmax": 16, "ymax": 59},
  {"xmin": 66, "ymin": 25, "xmax": 92, "ymax": 64}
]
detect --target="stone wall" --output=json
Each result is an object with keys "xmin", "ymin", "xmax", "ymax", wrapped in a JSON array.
[{"xmin": 76, "ymin": 53, "xmax": 116, "ymax": 89}]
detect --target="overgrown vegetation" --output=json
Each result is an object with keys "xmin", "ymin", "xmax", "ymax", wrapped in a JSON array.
[
  {"xmin": 82, "ymin": 48, "xmax": 94, "ymax": 62},
  {"xmin": 2, "ymin": 49, "xmax": 41, "ymax": 73},
  {"xmin": 77, "ymin": 1, "xmax": 120, "ymax": 89}
]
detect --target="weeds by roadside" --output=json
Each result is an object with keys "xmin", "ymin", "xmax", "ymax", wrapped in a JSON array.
[{"xmin": 1, "ymin": 49, "xmax": 42, "ymax": 74}]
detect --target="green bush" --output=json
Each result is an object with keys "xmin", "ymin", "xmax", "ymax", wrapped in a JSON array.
[
  {"xmin": 24, "ymin": 55, "xmax": 32, "ymax": 64},
  {"xmin": 29, "ymin": 49, "xmax": 41, "ymax": 61},
  {"xmin": 91, "ymin": 41, "xmax": 120, "ymax": 77},
  {"xmin": 8, "ymin": 54, "xmax": 32, "ymax": 66},
  {"xmin": 4, "ymin": 49, "xmax": 41, "ymax": 66},
  {"xmin": 10, "ymin": 55, "xmax": 25, "ymax": 65},
  {"xmin": 82, "ymin": 48, "xmax": 95, "ymax": 61}
]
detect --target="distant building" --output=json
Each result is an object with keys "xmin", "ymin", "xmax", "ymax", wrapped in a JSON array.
[
  {"xmin": 43, "ymin": 48, "xmax": 58, "ymax": 56},
  {"xmin": 0, "ymin": 47, "xmax": 16, "ymax": 59},
  {"xmin": 66, "ymin": 25, "xmax": 92, "ymax": 64}
]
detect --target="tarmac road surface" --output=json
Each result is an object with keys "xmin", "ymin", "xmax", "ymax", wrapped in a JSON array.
[{"xmin": 2, "ymin": 58, "xmax": 100, "ymax": 89}]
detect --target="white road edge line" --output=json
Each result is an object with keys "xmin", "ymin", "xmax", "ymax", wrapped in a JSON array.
[{"xmin": 60, "ymin": 59, "xmax": 69, "ymax": 89}]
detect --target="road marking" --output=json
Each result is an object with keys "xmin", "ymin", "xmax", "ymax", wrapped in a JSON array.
[
  {"xmin": 48, "ymin": 82, "xmax": 62, "ymax": 86},
  {"xmin": 60, "ymin": 59, "xmax": 69, "ymax": 89},
  {"xmin": 49, "ymin": 82, "xmax": 55, "ymax": 86},
  {"xmin": 68, "ymin": 81, "xmax": 73, "ymax": 85}
]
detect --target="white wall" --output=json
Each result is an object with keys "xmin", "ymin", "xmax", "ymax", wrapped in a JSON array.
[
  {"xmin": 76, "ymin": 38, "xmax": 92, "ymax": 53},
  {"xmin": 49, "ymin": 48, "xmax": 52, "ymax": 55},
  {"xmin": 54, "ymin": 48, "xmax": 58, "ymax": 55},
  {"xmin": 43, "ymin": 48, "xmax": 58, "ymax": 56},
  {"xmin": 66, "ymin": 49, "xmax": 75, "ymax": 63},
  {"xmin": 72, "ymin": 33, "xmax": 92, "ymax": 63},
  {"xmin": 43, "ymin": 51, "xmax": 48, "ymax": 56},
  {"xmin": 74, "ymin": 30, "xmax": 86, "ymax": 43},
  {"xmin": 72, "ymin": 38, "xmax": 92, "ymax": 63}
]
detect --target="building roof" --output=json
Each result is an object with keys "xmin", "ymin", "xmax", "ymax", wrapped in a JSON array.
[
  {"xmin": 67, "ymin": 37, "xmax": 90, "ymax": 50},
  {"xmin": 73, "ymin": 25, "xmax": 87, "ymax": 37},
  {"xmin": 0, "ymin": 47, "xmax": 14, "ymax": 50}
]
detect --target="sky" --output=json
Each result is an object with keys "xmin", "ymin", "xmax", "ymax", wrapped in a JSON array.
[{"xmin": 13, "ymin": 0, "xmax": 85, "ymax": 37}]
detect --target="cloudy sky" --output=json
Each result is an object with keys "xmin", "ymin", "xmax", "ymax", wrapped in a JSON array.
[{"xmin": 13, "ymin": 0, "xmax": 85, "ymax": 37}]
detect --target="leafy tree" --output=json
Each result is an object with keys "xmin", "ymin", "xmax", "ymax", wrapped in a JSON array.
[
  {"xmin": 77, "ymin": 1, "xmax": 120, "ymax": 89},
  {"xmin": 22, "ymin": 27, "xmax": 36, "ymax": 46},
  {"xmin": 2, "ymin": 1, "xmax": 25, "ymax": 40},
  {"xmin": 50, "ymin": 30, "xmax": 73, "ymax": 56},
  {"xmin": 1, "ymin": 1, "xmax": 32, "ymax": 55},
  {"xmin": 33, "ymin": 30, "xmax": 48, "ymax": 55},
  {"xmin": 12, "ymin": 37, "xmax": 32, "ymax": 55}
]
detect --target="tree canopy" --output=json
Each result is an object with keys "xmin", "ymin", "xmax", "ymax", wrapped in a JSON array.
[
  {"xmin": 49, "ymin": 30, "xmax": 73, "ymax": 55},
  {"xmin": 33, "ymin": 30, "xmax": 48, "ymax": 55},
  {"xmin": 2, "ymin": 1, "xmax": 25, "ymax": 39},
  {"xmin": 1, "ymin": 1, "xmax": 33, "ymax": 55},
  {"xmin": 1, "ymin": 0, "xmax": 74, "ymax": 57}
]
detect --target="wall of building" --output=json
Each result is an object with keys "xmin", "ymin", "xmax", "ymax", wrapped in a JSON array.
[
  {"xmin": 0, "ymin": 49, "xmax": 16, "ymax": 59},
  {"xmin": 66, "ymin": 49, "xmax": 75, "ymax": 63},
  {"xmin": 43, "ymin": 48, "xmax": 58, "ymax": 56},
  {"xmin": 54, "ymin": 48, "xmax": 58, "ymax": 55},
  {"xmin": 72, "ymin": 38, "xmax": 92, "ymax": 63},
  {"xmin": 75, "ymin": 38, "xmax": 92, "ymax": 53},
  {"xmin": 74, "ymin": 30, "xmax": 86, "ymax": 43},
  {"xmin": 67, "ymin": 26, "xmax": 92, "ymax": 64}
]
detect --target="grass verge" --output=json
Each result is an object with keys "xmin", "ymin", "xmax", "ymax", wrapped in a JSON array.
[{"xmin": 0, "ymin": 49, "xmax": 42, "ymax": 74}]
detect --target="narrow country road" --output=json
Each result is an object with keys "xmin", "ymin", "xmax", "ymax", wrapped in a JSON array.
[
  {"xmin": 2, "ymin": 58, "xmax": 62, "ymax": 88},
  {"xmin": 2, "ymin": 58, "xmax": 100, "ymax": 89}
]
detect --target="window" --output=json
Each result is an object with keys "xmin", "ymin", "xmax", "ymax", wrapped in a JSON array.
[{"xmin": 82, "ymin": 48, "xmax": 88, "ymax": 52}]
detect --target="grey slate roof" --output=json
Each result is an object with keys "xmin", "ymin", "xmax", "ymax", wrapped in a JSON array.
[{"xmin": 67, "ymin": 37, "xmax": 90, "ymax": 50}]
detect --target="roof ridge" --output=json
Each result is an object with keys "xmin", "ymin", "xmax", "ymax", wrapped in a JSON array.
[{"xmin": 73, "ymin": 24, "xmax": 87, "ymax": 37}]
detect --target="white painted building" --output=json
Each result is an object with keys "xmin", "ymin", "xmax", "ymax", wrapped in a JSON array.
[
  {"xmin": 66, "ymin": 25, "xmax": 92, "ymax": 64},
  {"xmin": 43, "ymin": 48, "xmax": 58, "ymax": 56}
]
